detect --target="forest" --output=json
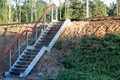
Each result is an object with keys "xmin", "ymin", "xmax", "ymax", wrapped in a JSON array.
[{"xmin": 0, "ymin": 0, "xmax": 120, "ymax": 24}]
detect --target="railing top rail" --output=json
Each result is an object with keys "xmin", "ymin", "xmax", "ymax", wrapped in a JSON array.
[
  {"xmin": 4, "ymin": 4, "xmax": 55, "ymax": 56},
  {"xmin": 4, "ymin": 30, "xmax": 33, "ymax": 55}
]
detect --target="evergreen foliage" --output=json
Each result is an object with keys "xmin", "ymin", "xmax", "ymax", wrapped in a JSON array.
[
  {"xmin": 117, "ymin": 0, "xmax": 120, "ymax": 15},
  {"xmin": 0, "ymin": 0, "xmax": 119, "ymax": 23}
]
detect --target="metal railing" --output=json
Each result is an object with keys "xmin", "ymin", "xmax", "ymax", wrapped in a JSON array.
[{"xmin": 4, "ymin": 4, "xmax": 56, "ymax": 69}]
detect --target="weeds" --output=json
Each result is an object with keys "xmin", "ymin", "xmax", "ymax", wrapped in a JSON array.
[{"xmin": 58, "ymin": 32, "xmax": 120, "ymax": 80}]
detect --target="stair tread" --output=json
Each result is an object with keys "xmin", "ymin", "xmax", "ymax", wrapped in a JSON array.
[
  {"xmin": 38, "ymin": 40, "xmax": 51, "ymax": 42},
  {"xmin": 12, "ymin": 68, "xmax": 26, "ymax": 70},
  {"xmin": 15, "ymin": 65, "xmax": 28, "ymax": 67},
  {"xmin": 11, "ymin": 68, "xmax": 26, "ymax": 72},
  {"xmin": 37, "ymin": 42, "xmax": 50, "ymax": 45},
  {"xmin": 34, "ymin": 45, "xmax": 43, "ymax": 48},
  {"xmin": 17, "ymin": 61, "xmax": 31, "ymax": 65},
  {"xmin": 43, "ymin": 36, "xmax": 54, "ymax": 38},
  {"xmin": 27, "ymin": 49, "xmax": 40, "ymax": 52},
  {"xmin": 23, "ymin": 54, "xmax": 36, "ymax": 56},
  {"xmin": 10, "ymin": 72, "xmax": 20, "ymax": 75},
  {"xmin": 18, "ymin": 61, "xmax": 31, "ymax": 63},
  {"xmin": 24, "ymin": 51, "xmax": 38, "ymax": 54},
  {"xmin": 46, "ymin": 29, "xmax": 58, "ymax": 31},
  {"xmin": 19, "ymin": 58, "xmax": 33, "ymax": 61},
  {"xmin": 38, "ymin": 43, "xmax": 49, "ymax": 45}
]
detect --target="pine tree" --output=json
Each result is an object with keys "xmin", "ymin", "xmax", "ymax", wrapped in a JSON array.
[
  {"xmin": 69, "ymin": 0, "xmax": 86, "ymax": 18},
  {"xmin": 108, "ymin": 2, "xmax": 116, "ymax": 16},
  {"xmin": 90, "ymin": 0, "xmax": 108, "ymax": 17},
  {"xmin": 117, "ymin": 0, "xmax": 120, "ymax": 15}
]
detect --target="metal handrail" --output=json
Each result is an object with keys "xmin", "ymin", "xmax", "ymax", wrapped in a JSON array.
[{"xmin": 4, "ymin": 4, "xmax": 55, "ymax": 56}]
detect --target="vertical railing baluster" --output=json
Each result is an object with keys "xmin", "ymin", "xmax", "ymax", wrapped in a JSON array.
[
  {"xmin": 35, "ymin": 26, "xmax": 38, "ymax": 42},
  {"xmin": 9, "ymin": 50, "xmax": 12, "ymax": 69},
  {"xmin": 56, "ymin": 7, "xmax": 58, "ymax": 21},
  {"xmin": 43, "ymin": 15, "xmax": 46, "ymax": 30},
  {"xmin": 26, "ymin": 31, "xmax": 28, "ymax": 47},
  {"xmin": 51, "ymin": 7, "xmax": 53, "ymax": 21},
  {"xmin": 18, "ymin": 39, "xmax": 20, "ymax": 57}
]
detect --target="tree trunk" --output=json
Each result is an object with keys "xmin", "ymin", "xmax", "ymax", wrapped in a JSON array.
[
  {"xmin": 16, "ymin": 0, "xmax": 19, "ymax": 23},
  {"xmin": 117, "ymin": 0, "xmax": 120, "ymax": 16},
  {"xmin": 31, "ymin": 0, "xmax": 33, "ymax": 22},
  {"xmin": 64, "ymin": 0, "xmax": 67, "ymax": 19},
  {"xmin": 3, "ymin": 0, "xmax": 8, "ymax": 23},
  {"xmin": 59, "ymin": 0, "xmax": 62, "ymax": 20},
  {"xmin": 25, "ymin": 0, "xmax": 28, "ymax": 22},
  {"xmin": 8, "ymin": 0, "xmax": 12, "ymax": 23}
]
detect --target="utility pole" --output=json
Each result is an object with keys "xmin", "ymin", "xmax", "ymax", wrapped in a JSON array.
[{"xmin": 86, "ymin": 0, "xmax": 89, "ymax": 18}]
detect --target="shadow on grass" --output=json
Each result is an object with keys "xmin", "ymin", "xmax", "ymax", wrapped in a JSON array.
[{"xmin": 49, "ymin": 32, "xmax": 120, "ymax": 80}]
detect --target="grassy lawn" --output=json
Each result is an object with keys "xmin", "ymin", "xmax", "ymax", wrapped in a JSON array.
[{"xmin": 45, "ymin": 32, "xmax": 120, "ymax": 80}]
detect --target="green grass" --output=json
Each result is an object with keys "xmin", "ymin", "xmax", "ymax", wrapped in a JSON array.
[
  {"xmin": 59, "ymin": 32, "xmax": 120, "ymax": 80},
  {"xmin": 45, "ymin": 32, "xmax": 120, "ymax": 80}
]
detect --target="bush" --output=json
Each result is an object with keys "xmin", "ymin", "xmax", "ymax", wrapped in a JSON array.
[{"xmin": 57, "ymin": 32, "xmax": 120, "ymax": 80}]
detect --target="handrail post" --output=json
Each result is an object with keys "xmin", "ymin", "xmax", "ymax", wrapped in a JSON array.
[
  {"xmin": 35, "ymin": 26, "xmax": 38, "ymax": 42},
  {"xmin": 56, "ymin": 7, "xmax": 58, "ymax": 21},
  {"xmin": 51, "ymin": 7, "xmax": 53, "ymax": 21},
  {"xmin": 18, "ymin": 39, "xmax": 20, "ymax": 57},
  {"xmin": 8, "ymin": 50, "xmax": 12, "ymax": 69},
  {"xmin": 26, "ymin": 31, "xmax": 28, "ymax": 48},
  {"xmin": 43, "ymin": 14, "xmax": 46, "ymax": 30}
]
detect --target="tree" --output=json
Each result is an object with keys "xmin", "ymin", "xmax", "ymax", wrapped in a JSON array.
[
  {"xmin": 117, "ymin": 0, "xmax": 120, "ymax": 15},
  {"xmin": 63, "ymin": 0, "xmax": 108, "ymax": 19},
  {"xmin": 69, "ymin": 0, "xmax": 85, "ymax": 18},
  {"xmin": 90, "ymin": 0, "xmax": 108, "ymax": 17},
  {"xmin": 0, "ymin": 0, "xmax": 4, "ymax": 23},
  {"xmin": 107, "ymin": 2, "xmax": 116, "ymax": 16},
  {"xmin": 36, "ymin": 0, "xmax": 47, "ymax": 19},
  {"xmin": 30, "ymin": 0, "xmax": 33, "ymax": 22},
  {"xmin": 20, "ymin": 0, "xmax": 47, "ymax": 22},
  {"xmin": 0, "ymin": 0, "xmax": 8, "ymax": 23}
]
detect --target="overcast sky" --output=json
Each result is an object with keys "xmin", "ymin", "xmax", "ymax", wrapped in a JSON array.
[{"xmin": 101, "ymin": 0, "xmax": 116, "ymax": 6}]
